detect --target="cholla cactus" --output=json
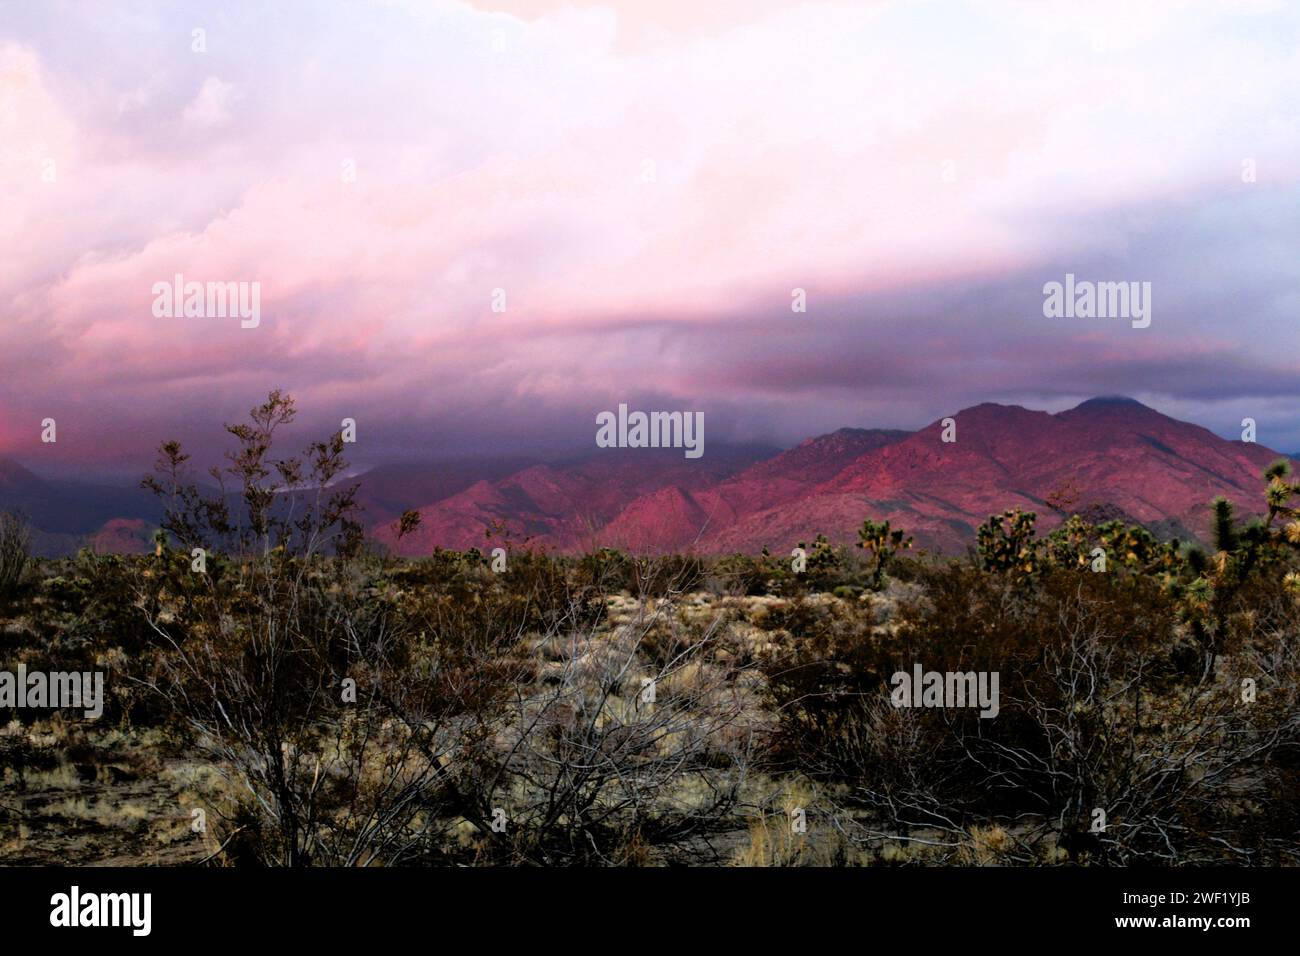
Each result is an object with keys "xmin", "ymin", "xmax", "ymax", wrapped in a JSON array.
[
  {"xmin": 1044, "ymin": 515, "xmax": 1182, "ymax": 579},
  {"xmin": 1097, "ymin": 521, "xmax": 1183, "ymax": 576},
  {"xmin": 977, "ymin": 510, "xmax": 1038, "ymax": 575},
  {"xmin": 1043, "ymin": 513, "xmax": 1093, "ymax": 569}
]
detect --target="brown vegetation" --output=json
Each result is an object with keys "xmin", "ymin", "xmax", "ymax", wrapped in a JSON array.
[{"xmin": 2, "ymin": 393, "xmax": 1297, "ymax": 866}]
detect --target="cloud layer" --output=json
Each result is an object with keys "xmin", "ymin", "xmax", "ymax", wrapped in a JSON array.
[{"xmin": 2, "ymin": 0, "xmax": 1299, "ymax": 473}]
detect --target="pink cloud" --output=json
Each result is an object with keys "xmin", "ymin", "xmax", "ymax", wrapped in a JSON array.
[{"xmin": 1, "ymin": 1, "xmax": 1299, "ymax": 463}]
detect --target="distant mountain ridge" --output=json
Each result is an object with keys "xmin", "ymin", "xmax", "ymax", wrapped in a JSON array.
[
  {"xmin": 371, "ymin": 398, "xmax": 1286, "ymax": 555},
  {"xmin": 1, "ymin": 399, "xmax": 1290, "ymax": 556}
]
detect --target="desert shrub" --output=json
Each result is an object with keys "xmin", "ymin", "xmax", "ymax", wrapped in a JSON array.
[
  {"xmin": 756, "ymin": 593, "xmax": 883, "ymax": 778},
  {"xmin": 0, "ymin": 511, "xmax": 31, "ymax": 598},
  {"xmin": 575, "ymin": 547, "xmax": 634, "ymax": 593},
  {"xmin": 144, "ymin": 567, "xmax": 506, "ymax": 865},
  {"xmin": 705, "ymin": 553, "xmax": 770, "ymax": 596},
  {"xmin": 60, "ymin": 551, "xmax": 150, "ymax": 654},
  {"xmin": 791, "ymin": 533, "xmax": 839, "ymax": 592},
  {"xmin": 633, "ymin": 554, "xmax": 705, "ymax": 596},
  {"xmin": 450, "ymin": 582, "xmax": 754, "ymax": 866},
  {"xmin": 765, "ymin": 560, "xmax": 1300, "ymax": 864},
  {"xmin": 132, "ymin": 392, "xmax": 504, "ymax": 864},
  {"xmin": 880, "ymin": 552, "xmax": 924, "ymax": 584}
]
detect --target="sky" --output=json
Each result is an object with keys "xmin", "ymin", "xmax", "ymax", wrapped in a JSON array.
[{"xmin": 2, "ymin": 0, "xmax": 1299, "ymax": 479}]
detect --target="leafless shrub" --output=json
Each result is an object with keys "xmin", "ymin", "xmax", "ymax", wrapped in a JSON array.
[
  {"xmin": 828, "ymin": 571, "xmax": 1300, "ymax": 864},
  {"xmin": 450, "ymin": 563, "xmax": 760, "ymax": 865},
  {"xmin": 133, "ymin": 391, "xmax": 468, "ymax": 865},
  {"xmin": 0, "ymin": 511, "xmax": 30, "ymax": 598}
]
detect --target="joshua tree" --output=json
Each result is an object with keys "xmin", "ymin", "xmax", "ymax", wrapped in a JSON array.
[
  {"xmin": 1260, "ymin": 458, "xmax": 1300, "ymax": 542},
  {"xmin": 1160, "ymin": 467, "xmax": 1291, "ymax": 673},
  {"xmin": 793, "ymin": 533, "xmax": 838, "ymax": 588},
  {"xmin": 856, "ymin": 518, "xmax": 912, "ymax": 589}
]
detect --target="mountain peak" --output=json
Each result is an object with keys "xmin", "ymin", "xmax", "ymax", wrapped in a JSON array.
[
  {"xmin": 1070, "ymin": 395, "xmax": 1151, "ymax": 412},
  {"xmin": 947, "ymin": 402, "xmax": 1052, "ymax": 429}
]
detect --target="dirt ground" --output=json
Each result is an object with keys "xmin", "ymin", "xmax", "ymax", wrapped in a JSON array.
[{"xmin": 1, "ymin": 726, "xmax": 214, "ymax": 866}]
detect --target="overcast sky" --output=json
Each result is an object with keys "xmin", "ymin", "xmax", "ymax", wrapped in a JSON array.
[{"xmin": 3, "ymin": 0, "xmax": 1299, "ymax": 477}]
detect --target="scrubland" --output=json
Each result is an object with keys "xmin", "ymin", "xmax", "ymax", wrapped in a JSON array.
[{"xmin": 2, "ymin": 394, "xmax": 1297, "ymax": 866}]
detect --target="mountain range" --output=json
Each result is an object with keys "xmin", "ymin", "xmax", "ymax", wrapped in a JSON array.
[{"xmin": 1, "ymin": 398, "xmax": 1289, "ymax": 557}]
